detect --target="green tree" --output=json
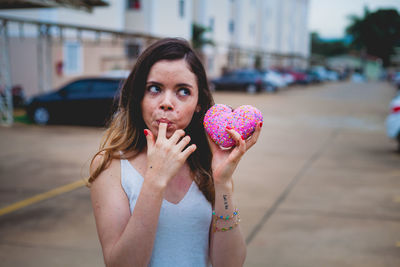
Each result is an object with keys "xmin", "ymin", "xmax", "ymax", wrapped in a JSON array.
[
  {"xmin": 191, "ymin": 23, "xmax": 214, "ymax": 50},
  {"xmin": 346, "ymin": 8, "xmax": 400, "ymax": 67},
  {"xmin": 311, "ymin": 32, "xmax": 349, "ymax": 57}
]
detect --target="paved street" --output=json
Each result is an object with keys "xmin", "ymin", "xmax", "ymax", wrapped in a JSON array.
[{"xmin": 0, "ymin": 81, "xmax": 399, "ymax": 266}]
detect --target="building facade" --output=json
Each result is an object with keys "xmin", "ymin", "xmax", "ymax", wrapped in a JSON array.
[
  {"xmin": 0, "ymin": 0, "xmax": 309, "ymax": 97},
  {"xmin": 194, "ymin": 0, "xmax": 310, "ymax": 77}
]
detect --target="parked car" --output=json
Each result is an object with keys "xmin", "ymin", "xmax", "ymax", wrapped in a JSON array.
[
  {"xmin": 326, "ymin": 70, "xmax": 339, "ymax": 81},
  {"xmin": 260, "ymin": 69, "xmax": 288, "ymax": 89},
  {"xmin": 386, "ymin": 93, "xmax": 400, "ymax": 151},
  {"xmin": 306, "ymin": 70, "xmax": 323, "ymax": 83},
  {"xmin": 210, "ymin": 69, "xmax": 274, "ymax": 93},
  {"xmin": 288, "ymin": 69, "xmax": 311, "ymax": 84},
  {"xmin": 392, "ymin": 72, "xmax": 400, "ymax": 90},
  {"xmin": 26, "ymin": 77, "xmax": 124, "ymax": 126},
  {"xmin": 274, "ymin": 70, "xmax": 295, "ymax": 85},
  {"xmin": 274, "ymin": 68, "xmax": 309, "ymax": 85}
]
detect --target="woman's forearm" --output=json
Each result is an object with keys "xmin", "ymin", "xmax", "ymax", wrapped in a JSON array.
[
  {"xmin": 210, "ymin": 182, "xmax": 247, "ymax": 267},
  {"xmin": 106, "ymin": 179, "xmax": 165, "ymax": 267}
]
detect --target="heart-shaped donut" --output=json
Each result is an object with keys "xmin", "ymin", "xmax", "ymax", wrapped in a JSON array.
[{"xmin": 203, "ymin": 104, "xmax": 263, "ymax": 148}]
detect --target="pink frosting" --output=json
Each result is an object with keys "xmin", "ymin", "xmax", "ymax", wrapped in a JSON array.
[{"xmin": 203, "ymin": 104, "xmax": 263, "ymax": 148}]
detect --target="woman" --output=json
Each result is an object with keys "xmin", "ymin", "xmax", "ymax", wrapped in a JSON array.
[{"xmin": 89, "ymin": 38, "xmax": 262, "ymax": 267}]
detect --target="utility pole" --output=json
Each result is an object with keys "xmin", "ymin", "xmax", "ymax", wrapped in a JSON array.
[{"xmin": 0, "ymin": 20, "xmax": 13, "ymax": 125}]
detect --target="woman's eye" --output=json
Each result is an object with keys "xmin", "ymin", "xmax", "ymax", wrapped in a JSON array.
[
  {"xmin": 148, "ymin": 85, "xmax": 161, "ymax": 94},
  {"xmin": 178, "ymin": 88, "xmax": 191, "ymax": 96}
]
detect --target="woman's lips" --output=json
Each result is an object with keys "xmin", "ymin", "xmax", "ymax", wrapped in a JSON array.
[{"xmin": 156, "ymin": 119, "xmax": 173, "ymax": 128}]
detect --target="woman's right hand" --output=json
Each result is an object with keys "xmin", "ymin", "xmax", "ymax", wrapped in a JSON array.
[{"xmin": 144, "ymin": 122, "xmax": 196, "ymax": 188}]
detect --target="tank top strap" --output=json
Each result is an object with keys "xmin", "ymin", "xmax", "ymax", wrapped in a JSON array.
[{"xmin": 120, "ymin": 158, "xmax": 144, "ymax": 208}]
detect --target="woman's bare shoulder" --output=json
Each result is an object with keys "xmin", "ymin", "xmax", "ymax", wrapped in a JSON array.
[{"xmin": 90, "ymin": 152, "xmax": 121, "ymax": 187}]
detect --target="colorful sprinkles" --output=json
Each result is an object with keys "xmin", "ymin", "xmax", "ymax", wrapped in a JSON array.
[{"xmin": 203, "ymin": 104, "xmax": 263, "ymax": 148}]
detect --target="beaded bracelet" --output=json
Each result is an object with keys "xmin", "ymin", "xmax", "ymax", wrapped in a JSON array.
[
  {"xmin": 213, "ymin": 215, "xmax": 241, "ymax": 232},
  {"xmin": 212, "ymin": 208, "xmax": 239, "ymax": 221}
]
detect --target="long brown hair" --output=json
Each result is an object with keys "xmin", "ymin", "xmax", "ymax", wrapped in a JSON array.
[{"xmin": 89, "ymin": 38, "xmax": 215, "ymax": 204}]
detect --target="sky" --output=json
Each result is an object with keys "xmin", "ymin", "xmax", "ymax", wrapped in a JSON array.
[{"xmin": 309, "ymin": 0, "xmax": 400, "ymax": 39}]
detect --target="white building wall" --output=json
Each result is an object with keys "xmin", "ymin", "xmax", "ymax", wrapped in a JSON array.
[
  {"xmin": 256, "ymin": 0, "xmax": 310, "ymax": 67},
  {"xmin": 233, "ymin": 0, "xmax": 258, "ymax": 49},
  {"xmin": 193, "ymin": 0, "xmax": 232, "ymax": 77},
  {"xmin": 299, "ymin": 0, "xmax": 310, "ymax": 57},
  {"xmin": 152, "ymin": 0, "xmax": 192, "ymax": 39},
  {"xmin": 202, "ymin": 0, "xmax": 231, "ymax": 46},
  {"xmin": 124, "ymin": 0, "xmax": 152, "ymax": 33},
  {"xmin": 1, "ymin": 0, "xmax": 310, "ymax": 90},
  {"xmin": 0, "ymin": 0, "xmax": 125, "ymax": 36},
  {"xmin": 124, "ymin": 0, "xmax": 192, "ymax": 39},
  {"xmin": 262, "ymin": 0, "xmax": 278, "ymax": 53}
]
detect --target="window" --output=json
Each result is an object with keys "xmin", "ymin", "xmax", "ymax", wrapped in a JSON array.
[
  {"xmin": 249, "ymin": 23, "xmax": 255, "ymax": 37},
  {"xmin": 229, "ymin": 20, "xmax": 234, "ymax": 34},
  {"xmin": 92, "ymin": 80, "xmax": 121, "ymax": 95},
  {"xmin": 127, "ymin": 0, "xmax": 140, "ymax": 10},
  {"xmin": 179, "ymin": 0, "xmax": 185, "ymax": 18},
  {"xmin": 62, "ymin": 80, "xmax": 92, "ymax": 96},
  {"xmin": 126, "ymin": 43, "xmax": 141, "ymax": 59},
  {"xmin": 209, "ymin": 17, "xmax": 215, "ymax": 32},
  {"xmin": 63, "ymin": 41, "xmax": 82, "ymax": 75},
  {"xmin": 228, "ymin": 52, "xmax": 234, "ymax": 66}
]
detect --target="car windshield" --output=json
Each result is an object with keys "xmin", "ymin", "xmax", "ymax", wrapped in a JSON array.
[
  {"xmin": 61, "ymin": 80, "xmax": 92, "ymax": 95},
  {"xmin": 92, "ymin": 80, "xmax": 122, "ymax": 94}
]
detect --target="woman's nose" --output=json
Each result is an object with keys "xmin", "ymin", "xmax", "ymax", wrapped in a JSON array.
[
  {"xmin": 159, "ymin": 93, "xmax": 174, "ymax": 111},
  {"xmin": 160, "ymin": 104, "xmax": 173, "ymax": 111}
]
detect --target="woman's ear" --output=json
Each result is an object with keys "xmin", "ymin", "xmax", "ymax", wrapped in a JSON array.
[{"xmin": 195, "ymin": 105, "xmax": 201, "ymax": 113}]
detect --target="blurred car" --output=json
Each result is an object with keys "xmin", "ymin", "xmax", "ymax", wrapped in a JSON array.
[
  {"xmin": 276, "ymin": 70, "xmax": 295, "ymax": 85},
  {"xmin": 311, "ymin": 66, "xmax": 326, "ymax": 80},
  {"xmin": 210, "ymin": 69, "xmax": 274, "ymax": 93},
  {"xmin": 26, "ymin": 77, "xmax": 124, "ymax": 126},
  {"xmin": 351, "ymin": 72, "xmax": 366, "ymax": 83},
  {"xmin": 326, "ymin": 70, "xmax": 339, "ymax": 81},
  {"xmin": 275, "ymin": 68, "xmax": 309, "ymax": 85},
  {"xmin": 260, "ymin": 69, "xmax": 288, "ymax": 90},
  {"xmin": 306, "ymin": 70, "xmax": 323, "ymax": 83},
  {"xmin": 386, "ymin": 93, "xmax": 400, "ymax": 151},
  {"xmin": 288, "ymin": 69, "xmax": 311, "ymax": 84},
  {"xmin": 392, "ymin": 72, "xmax": 400, "ymax": 89}
]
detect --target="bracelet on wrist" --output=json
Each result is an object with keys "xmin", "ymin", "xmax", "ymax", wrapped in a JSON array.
[
  {"xmin": 212, "ymin": 208, "xmax": 239, "ymax": 221},
  {"xmin": 212, "ymin": 208, "xmax": 240, "ymax": 233},
  {"xmin": 213, "ymin": 215, "xmax": 241, "ymax": 232}
]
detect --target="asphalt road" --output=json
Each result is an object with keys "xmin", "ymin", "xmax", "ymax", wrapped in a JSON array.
[{"xmin": 0, "ymin": 81, "xmax": 399, "ymax": 267}]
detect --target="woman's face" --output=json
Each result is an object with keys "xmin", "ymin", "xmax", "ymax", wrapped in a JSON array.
[{"xmin": 141, "ymin": 59, "xmax": 200, "ymax": 138}]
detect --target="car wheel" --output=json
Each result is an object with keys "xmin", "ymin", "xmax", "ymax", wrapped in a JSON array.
[
  {"xmin": 246, "ymin": 84, "xmax": 257, "ymax": 94},
  {"xmin": 265, "ymin": 84, "xmax": 277, "ymax": 93},
  {"xmin": 33, "ymin": 107, "xmax": 50, "ymax": 125},
  {"xmin": 397, "ymin": 135, "xmax": 400, "ymax": 152}
]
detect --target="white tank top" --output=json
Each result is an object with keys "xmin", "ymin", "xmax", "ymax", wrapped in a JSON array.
[{"xmin": 120, "ymin": 158, "xmax": 213, "ymax": 267}]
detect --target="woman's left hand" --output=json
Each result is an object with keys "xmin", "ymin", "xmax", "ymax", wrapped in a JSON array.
[{"xmin": 209, "ymin": 122, "xmax": 262, "ymax": 186}]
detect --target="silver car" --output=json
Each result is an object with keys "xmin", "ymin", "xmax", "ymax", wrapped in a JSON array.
[{"xmin": 386, "ymin": 93, "xmax": 400, "ymax": 151}]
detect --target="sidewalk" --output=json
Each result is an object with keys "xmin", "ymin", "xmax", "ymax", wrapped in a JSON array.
[{"xmin": 0, "ymin": 81, "xmax": 399, "ymax": 266}]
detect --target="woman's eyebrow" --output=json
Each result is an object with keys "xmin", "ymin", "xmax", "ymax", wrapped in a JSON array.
[
  {"xmin": 176, "ymin": 83, "xmax": 194, "ymax": 88},
  {"xmin": 146, "ymin": 81, "xmax": 194, "ymax": 89},
  {"xmin": 146, "ymin": 81, "xmax": 163, "ymax": 86}
]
